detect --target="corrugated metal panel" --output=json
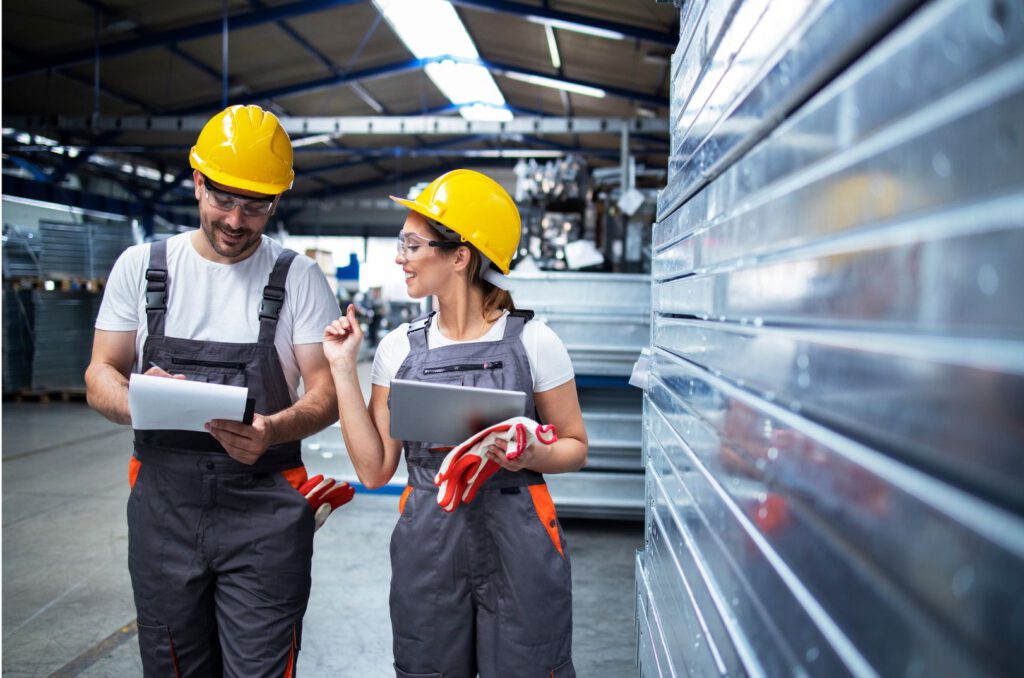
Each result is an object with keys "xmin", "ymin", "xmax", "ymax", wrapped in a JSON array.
[
  {"xmin": 661, "ymin": 0, "xmax": 925, "ymax": 220},
  {"xmin": 639, "ymin": 0, "xmax": 1024, "ymax": 676}
]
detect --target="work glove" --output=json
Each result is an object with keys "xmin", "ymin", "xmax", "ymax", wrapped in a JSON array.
[
  {"xmin": 434, "ymin": 417, "xmax": 558, "ymax": 512},
  {"xmin": 298, "ymin": 474, "xmax": 355, "ymax": 530}
]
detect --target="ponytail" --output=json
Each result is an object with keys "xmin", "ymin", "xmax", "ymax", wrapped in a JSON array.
[
  {"xmin": 467, "ymin": 248, "xmax": 515, "ymax": 318},
  {"xmin": 483, "ymin": 282, "xmax": 516, "ymax": 317}
]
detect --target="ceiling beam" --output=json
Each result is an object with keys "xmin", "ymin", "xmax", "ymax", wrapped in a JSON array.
[
  {"xmin": 449, "ymin": 0, "xmax": 677, "ymax": 48},
  {"xmin": 3, "ymin": 0, "xmax": 368, "ymax": 82},
  {"xmin": 9, "ymin": 114, "xmax": 669, "ymax": 136},
  {"xmin": 167, "ymin": 55, "xmax": 667, "ymax": 114}
]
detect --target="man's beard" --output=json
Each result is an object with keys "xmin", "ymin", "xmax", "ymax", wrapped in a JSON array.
[{"xmin": 201, "ymin": 215, "xmax": 262, "ymax": 258}]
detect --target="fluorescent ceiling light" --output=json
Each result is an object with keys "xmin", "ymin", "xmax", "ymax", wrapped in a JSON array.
[
  {"xmin": 373, "ymin": 0, "xmax": 512, "ymax": 122},
  {"xmin": 505, "ymin": 72, "xmax": 605, "ymax": 99},
  {"xmin": 350, "ymin": 82, "xmax": 385, "ymax": 114},
  {"xmin": 292, "ymin": 133, "xmax": 336, "ymax": 148},
  {"xmin": 459, "ymin": 104, "xmax": 514, "ymax": 123},
  {"xmin": 472, "ymin": 149, "xmax": 564, "ymax": 158},
  {"xmin": 526, "ymin": 16, "xmax": 625, "ymax": 41},
  {"xmin": 544, "ymin": 24, "xmax": 561, "ymax": 69}
]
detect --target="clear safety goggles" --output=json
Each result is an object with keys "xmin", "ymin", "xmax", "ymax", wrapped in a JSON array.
[
  {"xmin": 396, "ymin": 231, "xmax": 460, "ymax": 260},
  {"xmin": 203, "ymin": 183, "xmax": 276, "ymax": 217}
]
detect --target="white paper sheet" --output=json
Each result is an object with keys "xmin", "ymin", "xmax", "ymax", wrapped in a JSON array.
[{"xmin": 128, "ymin": 373, "xmax": 250, "ymax": 431}]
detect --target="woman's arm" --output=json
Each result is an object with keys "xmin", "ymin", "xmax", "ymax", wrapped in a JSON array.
[
  {"xmin": 485, "ymin": 379, "xmax": 589, "ymax": 474},
  {"xmin": 325, "ymin": 305, "xmax": 403, "ymax": 489}
]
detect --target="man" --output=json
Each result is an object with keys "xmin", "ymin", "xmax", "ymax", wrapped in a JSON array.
[{"xmin": 86, "ymin": 104, "xmax": 341, "ymax": 677}]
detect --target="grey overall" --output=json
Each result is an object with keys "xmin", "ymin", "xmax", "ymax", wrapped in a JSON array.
[
  {"xmin": 390, "ymin": 311, "xmax": 575, "ymax": 678},
  {"xmin": 127, "ymin": 239, "xmax": 313, "ymax": 678}
]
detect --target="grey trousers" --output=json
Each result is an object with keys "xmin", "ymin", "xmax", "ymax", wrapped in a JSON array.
[
  {"xmin": 127, "ymin": 456, "xmax": 313, "ymax": 677},
  {"xmin": 390, "ymin": 481, "xmax": 576, "ymax": 678}
]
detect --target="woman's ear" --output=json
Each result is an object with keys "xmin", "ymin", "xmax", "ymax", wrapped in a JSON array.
[{"xmin": 451, "ymin": 245, "xmax": 472, "ymax": 273}]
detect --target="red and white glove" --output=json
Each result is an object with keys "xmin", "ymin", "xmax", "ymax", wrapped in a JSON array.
[
  {"xmin": 434, "ymin": 417, "xmax": 557, "ymax": 512},
  {"xmin": 298, "ymin": 474, "xmax": 355, "ymax": 530}
]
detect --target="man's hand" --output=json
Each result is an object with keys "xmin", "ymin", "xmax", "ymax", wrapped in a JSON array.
[
  {"xmin": 206, "ymin": 414, "xmax": 275, "ymax": 465},
  {"xmin": 143, "ymin": 365, "xmax": 186, "ymax": 380}
]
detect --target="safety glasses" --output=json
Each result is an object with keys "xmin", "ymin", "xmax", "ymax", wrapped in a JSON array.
[
  {"xmin": 202, "ymin": 182, "xmax": 276, "ymax": 217},
  {"xmin": 396, "ymin": 231, "xmax": 460, "ymax": 260}
]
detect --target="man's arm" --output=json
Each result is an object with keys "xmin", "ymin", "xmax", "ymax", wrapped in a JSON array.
[
  {"xmin": 207, "ymin": 342, "xmax": 338, "ymax": 465},
  {"xmin": 85, "ymin": 329, "xmax": 138, "ymax": 425},
  {"xmin": 266, "ymin": 341, "xmax": 339, "ymax": 443}
]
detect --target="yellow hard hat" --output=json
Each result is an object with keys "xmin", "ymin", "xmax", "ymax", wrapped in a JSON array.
[
  {"xmin": 389, "ymin": 169, "xmax": 521, "ymax": 275},
  {"xmin": 189, "ymin": 104, "xmax": 294, "ymax": 195}
]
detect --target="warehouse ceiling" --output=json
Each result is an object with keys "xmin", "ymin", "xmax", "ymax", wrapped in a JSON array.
[{"xmin": 2, "ymin": 0, "xmax": 676, "ymax": 229}]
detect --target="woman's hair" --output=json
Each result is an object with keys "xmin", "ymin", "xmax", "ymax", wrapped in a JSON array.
[
  {"xmin": 424, "ymin": 217, "xmax": 516, "ymax": 317},
  {"xmin": 465, "ymin": 247, "xmax": 516, "ymax": 318}
]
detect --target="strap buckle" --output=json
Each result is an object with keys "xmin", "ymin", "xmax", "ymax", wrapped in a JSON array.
[
  {"xmin": 145, "ymin": 269, "xmax": 167, "ymax": 311},
  {"xmin": 259, "ymin": 285, "xmax": 285, "ymax": 321}
]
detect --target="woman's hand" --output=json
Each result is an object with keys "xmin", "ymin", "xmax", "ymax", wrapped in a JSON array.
[
  {"xmin": 323, "ymin": 304, "xmax": 364, "ymax": 370},
  {"xmin": 484, "ymin": 437, "xmax": 548, "ymax": 473}
]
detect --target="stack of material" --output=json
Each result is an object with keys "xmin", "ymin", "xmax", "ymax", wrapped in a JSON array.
[
  {"xmin": 2, "ymin": 285, "xmax": 35, "ymax": 392},
  {"xmin": 30, "ymin": 289, "xmax": 100, "ymax": 392},
  {"xmin": 2, "ymin": 225, "xmax": 43, "ymax": 279},
  {"xmin": 39, "ymin": 222, "xmax": 91, "ymax": 280},
  {"xmin": 506, "ymin": 271, "xmax": 649, "ymax": 519},
  {"xmin": 90, "ymin": 222, "xmax": 135, "ymax": 278},
  {"xmin": 38, "ymin": 221, "xmax": 134, "ymax": 280},
  {"xmin": 640, "ymin": 0, "xmax": 1024, "ymax": 675}
]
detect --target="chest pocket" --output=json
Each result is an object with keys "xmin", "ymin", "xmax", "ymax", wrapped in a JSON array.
[
  {"xmin": 170, "ymin": 357, "xmax": 248, "ymax": 387},
  {"xmin": 420, "ymin": 358, "xmax": 507, "ymax": 390}
]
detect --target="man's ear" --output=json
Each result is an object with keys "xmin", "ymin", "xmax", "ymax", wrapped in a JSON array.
[{"xmin": 193, "ymin": 170, "xmax": 204, "ymax": 201}]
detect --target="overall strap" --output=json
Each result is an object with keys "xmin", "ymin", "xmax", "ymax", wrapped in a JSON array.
[
  {"xmin": 501, "ymin": 308, "xmax": 534, "ymax": 341},
  {"xmin": 257, "ymin": 249, "xmax": 298, "ymax": 345},
  {"xmin": 406, "ymin": 312, "xmax": 435, "ymax": 354},
  {"xmin": 144, "ymin": 239, "xmax": 169, "ymax": 337}
]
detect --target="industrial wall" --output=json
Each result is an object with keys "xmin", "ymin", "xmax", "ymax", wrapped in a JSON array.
[{"xmin": 637, "ymin": 0, "xmax": 1024, "ymax": 675}]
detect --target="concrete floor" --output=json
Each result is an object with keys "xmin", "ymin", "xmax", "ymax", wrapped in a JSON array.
[{"xmin": 2, "ymin": 363, "xmax": 642, "ymax": 677}]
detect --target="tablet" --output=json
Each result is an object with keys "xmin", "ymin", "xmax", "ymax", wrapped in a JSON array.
[{"xmin": 389, "ymin": 379, "xmax": 527, "ymax": 445}]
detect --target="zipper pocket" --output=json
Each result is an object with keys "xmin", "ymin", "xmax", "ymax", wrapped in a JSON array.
[
  {"xmin": 171, "ymin": 357, "xmax": 247, "ymax": 370},
  {"xmin": 423, "ymin": 361, "xmax": 503, "ymax": 375}
]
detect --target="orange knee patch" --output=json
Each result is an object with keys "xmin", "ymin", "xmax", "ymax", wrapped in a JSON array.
[
  {"xmin": 528, "ymin": 484, "xmax": 564, "ymax": 557},
  {"xmin": 128, "ymin": 457, "xmax": 141, "ymax": 489},
  {"xmin": 398, "ymin": 485, "xmax": 412, "ymax": 514}
]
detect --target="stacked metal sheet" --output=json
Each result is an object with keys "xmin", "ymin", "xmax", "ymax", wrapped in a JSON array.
[
  {"xmin": 39, "ymin": 222, "xmax": 91, "ymax": 280},
  {"xmin": 29, "ymin": 290, "xmax": 100, "ymax": 392},
  {"xmin": 506, "ymin": 272, "xmax": 649, "ymax": 519},
  {"xmin": 639, "ymin": 0, "xmax": 1024, "ymax": 675},
  {"xmin": 2, "ymin": 286, "xmax": 35, "ymax": 392},
  {"xmin": 89, "ymin": 222, "xmax": 134, "ymax": 278},
  {"xmin": 37, "ymin": 221, "xmax": 133, "ymax": 280},
  {"xmin": 2, "ymin": 224, "xmax": 43, "ymax": 278}
]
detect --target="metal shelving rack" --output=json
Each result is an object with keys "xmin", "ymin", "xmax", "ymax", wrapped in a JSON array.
[{"xmin": 637, "ymin": 0, "xmax": 1024, "ymax": 675}]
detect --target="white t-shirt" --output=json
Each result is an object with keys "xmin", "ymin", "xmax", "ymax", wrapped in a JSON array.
[
  {"xmin": 95, "ymin": 231, "xmax": 340, "ymax": 401},
  {"xmin": 371, "ymin": 310, "xmax": 575, "ymax": 393}
]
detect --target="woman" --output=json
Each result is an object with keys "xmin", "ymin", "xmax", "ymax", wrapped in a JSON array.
[{"xmin": 323, "ymin": 169, "xmax": 587, "ymax": 678}]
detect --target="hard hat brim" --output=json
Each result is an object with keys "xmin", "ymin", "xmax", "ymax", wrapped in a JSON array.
[
  {"xmin": 388, "ymin": 190, "xmax": 514, "ymax": 275},
  {"xmin": 190, "ymin": 147, "xmax": 293, "ymax": 196}
]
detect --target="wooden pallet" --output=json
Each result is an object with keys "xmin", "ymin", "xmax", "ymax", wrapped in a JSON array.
[
  {"xmin": 3, "ymin": 389, "xmax": 89, "ymax": 403},
  {"xmin": 3, "ymin": 278, "xmax": 105, "ymax": 292}
]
